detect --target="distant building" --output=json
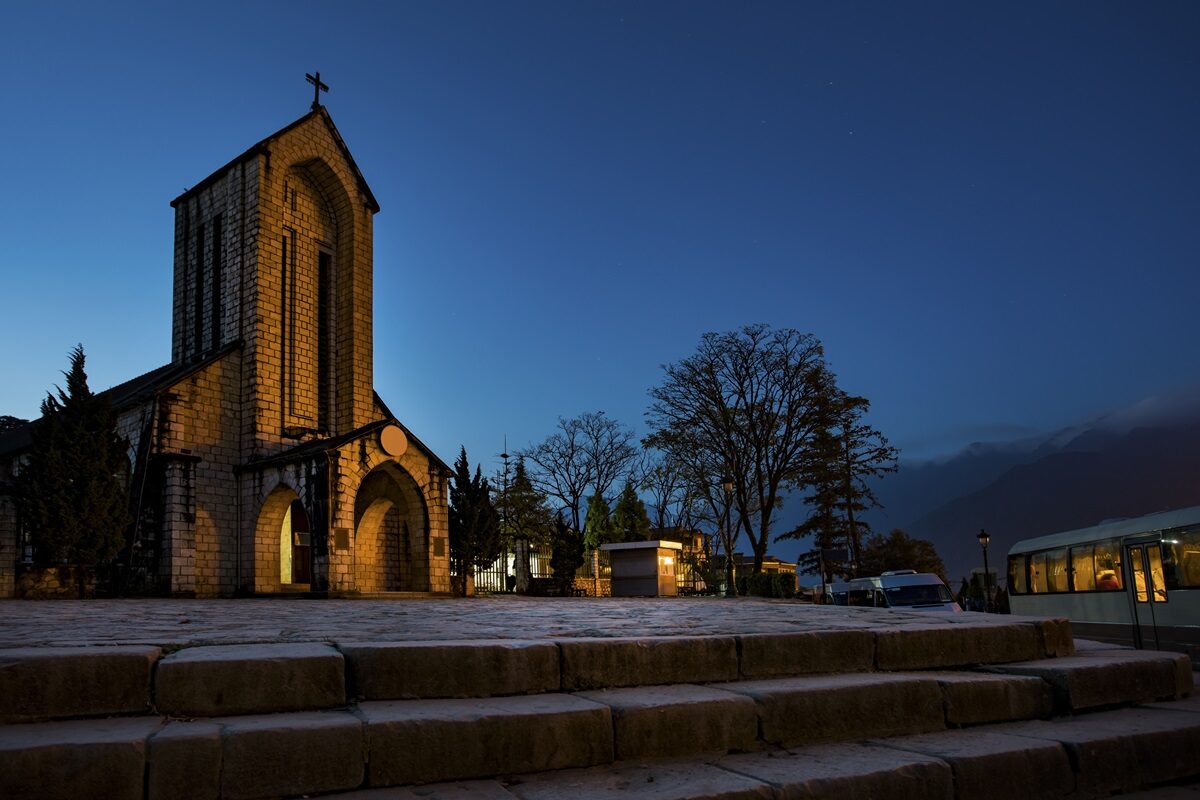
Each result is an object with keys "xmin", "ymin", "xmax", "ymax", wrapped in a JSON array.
[
  {"xmin": 652, "ymin": 527, "xmax": 711, "ymax": 594},
  {"xmin": 0, "ymin": 103, "xmax": 451, "ymax": 598},
  {"xmin": 729, "ymin": 551, "xmax": 796, "ymax": 594}
]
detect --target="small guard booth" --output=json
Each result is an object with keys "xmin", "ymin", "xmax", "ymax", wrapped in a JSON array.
[{"xmin": 601, "ymin": 540, "xmax": 682, "ymax": 597}]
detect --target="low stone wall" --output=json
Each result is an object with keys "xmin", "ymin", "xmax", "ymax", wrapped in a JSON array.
[
  {"xmin": 16, "ymin": 566, "xmax": 93, "ymax": 599},
  {"xmin": 572, "ymin": 577, "xmax": 611, "ymax": 598}
]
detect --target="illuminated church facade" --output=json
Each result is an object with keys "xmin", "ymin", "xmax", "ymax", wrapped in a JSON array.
[{"xmin": 0, "ymin": 104, "xmax": 452, "ymax": 597}]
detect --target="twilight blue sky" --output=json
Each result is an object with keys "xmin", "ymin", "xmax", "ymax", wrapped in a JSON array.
[{"xmin": 2, "ymin": 2, "xmax": 1198, "ymax": 528}]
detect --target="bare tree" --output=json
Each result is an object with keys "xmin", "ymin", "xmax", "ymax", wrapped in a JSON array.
[
  {"xmin": 521, "ymin": 412, "xmax": 639, "ymax": 533},
  {"xmin": 641, "ymin": 449, "xmax": 694, "ymax": 531},
  {"xmin": 578, "ymin": 411, "xmax": 639, "ymax": 504},
  {"xmin": 646, "ymin": 324, "xmax": 836, "ymax": 575},
  {"xmin": 519, "ymin": 416, "xmax": 593, "ymax": 533}
]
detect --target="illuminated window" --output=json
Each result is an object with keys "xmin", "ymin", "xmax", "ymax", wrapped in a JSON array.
[
  {"xmin": 1131, "ymin": 548, "xmax": 1148, "ymax": 602},
  {"xmin": 1007, "ymin": 555, "xmax": 1027, "ymax": 595},
  {"xmin": 1163, "ymin": 528, "xmax": 1200, "ymax": 589},
  {"xmin": 1045, "ymin": 549, "xmax": 1069, "ymax": 592},
  {"xmin": 1147, "ymin": 545, "xmax": 1167, "ymax": 602},
  {"xmin": 1094, "ymin": 539, "xmax": 1123, "ymax": 591},
  {"xmin": 1070, "ymin": 545, "xmax": 1095, "ymax": 592},
  {"xmin": 1029, "ymin": 552, "xmax": 1046, "ymax": 593}
]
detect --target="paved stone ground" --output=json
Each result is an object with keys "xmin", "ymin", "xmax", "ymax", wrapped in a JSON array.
[{"xmin": 0, "ymin": 596, "xmax": 1023, "ymax": 649}]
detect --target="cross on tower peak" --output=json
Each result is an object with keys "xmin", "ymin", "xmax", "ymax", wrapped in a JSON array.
[{"xmin": 306, "ymin": 71, "xmax": 329, "ymax": 110}]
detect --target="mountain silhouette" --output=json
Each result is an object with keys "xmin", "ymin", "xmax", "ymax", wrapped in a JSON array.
[{"xmin": 886, "ymin": 419, "xmax": 1200, "ymax": 583}]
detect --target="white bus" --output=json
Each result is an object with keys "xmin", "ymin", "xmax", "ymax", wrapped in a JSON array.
[
  {"xmin": 1007, "ymin": 506, "xmax": 1200, "ymax": 656},
  {"xmin": 826, "ymin": 571, "xmax": 961, "ymax": 612}
]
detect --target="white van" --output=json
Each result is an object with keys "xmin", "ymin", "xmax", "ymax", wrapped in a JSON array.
[{"xmin": 825, "ymin": 570, "xmax": 961, "ymax": 612}]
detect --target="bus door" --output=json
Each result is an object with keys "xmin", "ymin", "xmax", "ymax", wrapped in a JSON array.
[{"xmin": 1124, "ymin": 539, "xmax": 1168, "ymax": 650}]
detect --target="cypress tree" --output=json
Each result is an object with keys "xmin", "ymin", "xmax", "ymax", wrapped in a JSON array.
[
  {"xmin": 582, "ymin": 492, "xmax": 617, "ymax": 550},
  {"xmin": 15, "ymin": 345, "xmax": 131, "ymax": 597},
  {"xmin": 549, "ymin": 512, "xmax": 585, "ymax": 593},
  {"xmin": 448, "ymin": 446, "xmax": 502, "ymax": 596},
  {"xmin": 611, "ymin": 480, "xmax": 651, "ymax": 543}
]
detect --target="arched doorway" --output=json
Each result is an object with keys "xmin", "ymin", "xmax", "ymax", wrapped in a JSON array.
[
  {"xmin": 254, "ymin": 484, "xmax": 313, "ymax": 593},
  {"xmin": 354, "ymin": 464, "xmax": 428, "ymax": 592},
  {"xmin": 281, "ymin": 499, "xmax": 312, "ymax": 585}
]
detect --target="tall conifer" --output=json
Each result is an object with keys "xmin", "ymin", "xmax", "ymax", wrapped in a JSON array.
[
  {"xmin": 582, "ymin": 492, "xmax": 617, "ymax": 550},
  {"xmin": 15, "ymin": 345, "xmax": 131, "ymax": 597},
  {"xmin": 449, "ymin": 446, "xmax": 502, "ymax": 596},
  {"xmin": 611, "ymin": 480, "xmax": 652, "ymax": 543}
]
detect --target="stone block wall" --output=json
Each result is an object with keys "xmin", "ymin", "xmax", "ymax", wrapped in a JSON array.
[
  {"xmin": 171, "ymin": 159, "xmax": 256, "ymax": 364},
  {"xmin": 327, "ymin": 430, "xmax": 450, "ymax": 595},
  {"xmin": 247, "ymin": 112, "xmax": 377, "ymax": 457},
  {"xmin": 154, "ymin": 354, "xmax": 243, "ymax": 597}
]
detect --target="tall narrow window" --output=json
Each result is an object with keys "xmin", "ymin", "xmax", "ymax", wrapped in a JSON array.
[
  {"xmin": 210, "ymin": 215, "xmax": 223, "ymax": 350},
  {"xmin": 280, "ymin": 232, "xmax": 290, "ymax": 422},
  {"xmin": 193, "ymin": 221, "xmax": 206, "ymax": 355},
  {"xmin": 318, "ymin": 250, "xmax": 332, "ymax": 431}
]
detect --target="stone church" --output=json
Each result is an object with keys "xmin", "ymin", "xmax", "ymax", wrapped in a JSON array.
[{"xmin": 0, "ymin": 101, "xmax": 452, "ymax": 598}]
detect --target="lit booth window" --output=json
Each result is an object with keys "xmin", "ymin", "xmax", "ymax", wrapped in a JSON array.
[{"xmin": 601, "ymin": 540, "xmax": 683, "ymax": 597}]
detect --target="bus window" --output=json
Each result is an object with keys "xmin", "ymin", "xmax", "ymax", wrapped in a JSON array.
[
  {"xmin": 1029, "ymin": 552, "xmax": 1047, "ymax": 593},
  {"xmin": 1130, "ymin": 548, "xmax": 1149, "ymax": 602},
  {"xmin": 1046, "ymin": 549, "xmax": 1069, "ymax": 592},
  {"xmin": 1007, "ymin": 555, "xmax": 1027, "ymax": 595},
  {"xmin": 1070, "ymin": 545, "xmax": 1095, "ymax": 592},
  {"xmin": 1094, "ymin": 539, "xmax": 1123, "ymax": 591},
  {"xmin": 1147, "ymin": 546, "xmax": 1167, "ymax": 603},
  {"xmin": 1163, "ymin": 528, "xmax": 1200, "ymax": 589}
]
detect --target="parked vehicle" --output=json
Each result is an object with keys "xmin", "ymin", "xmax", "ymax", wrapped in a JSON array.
[
  {"xmin": 1007, "ymin": 506, "xmax": 1200, "ymax": 655},
  {"xmin": 824, "ymin": 570, "xmax": 961, "ymax": 612}
]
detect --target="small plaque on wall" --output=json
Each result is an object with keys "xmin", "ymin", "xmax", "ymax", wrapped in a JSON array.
[
  {"xmin": 333, "ymin": 528, "xmax": 351, "ymax": 551},
  {"xmin": 433, "ymin": 538, "xmax": 446, "ymax": 557}
]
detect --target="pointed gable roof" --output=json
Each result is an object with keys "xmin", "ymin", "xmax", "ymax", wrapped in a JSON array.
[{"xmin": 170, "ymin": 106, "xmax": 380, "ymax": 213}]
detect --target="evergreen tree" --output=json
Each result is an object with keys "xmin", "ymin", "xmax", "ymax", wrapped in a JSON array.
[
  {"xmin": 448, "ymin": 446, "xmax": 502, "ymax": 596},
  {"xmin": 495, "ymin": 457, "xmax": 554, "ymax": 547},
  {"xmin": 784, "ymin": 424, "xmax": 847, "ymax": 582},
  {"xmin": 582, "ymin": 492, "xmax": 618, "ymax": 550},
  {"xmin": 829, "ymin": 394, "xmax": 898, "ymax": 572},
  {"xmin": 780, "ymin": 392, "xmax": 897, "ymax": 578},
  {"xmin": 0, "ymin": 415, "xmax": 28, "ymax": 434},
  {"xmin": 549, "ymin": 512, "xmax": 585, "ymax": 592},
  {"xmin": 611, "ymin": 480, "xmax": 652, "ymax": 543},
  {"xmin": 857, "ymin": 529, "xmax": 948, "ymax": 582},
  {"xmin": 14, "ymin": 345, "xmax": 131, "ymax": 597}
]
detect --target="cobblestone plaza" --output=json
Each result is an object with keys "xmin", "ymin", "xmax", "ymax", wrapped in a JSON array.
[{"xmin": 0, "ymin": 596, "xmax": 1017, "ymax": 649}]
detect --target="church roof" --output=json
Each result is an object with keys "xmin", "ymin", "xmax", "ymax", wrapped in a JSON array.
[
  {"xmin": 243, "ymin": 407, "xmax": 453, "ymax": 478},
  {"xmin": 0, "ymin": 346, "xmax": 239, "ymax": 459},
  {"xmin": 170, "ymin": 106, "xmax": 380, "ymax": 213},
  {"xmin": 104, "ymin": 344, "xmax": 242, "ymax": 409}
]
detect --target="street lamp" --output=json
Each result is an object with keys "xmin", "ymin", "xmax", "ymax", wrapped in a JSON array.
[
  {"xmin": 976, "ymin": 528, "xmax": 991, "ymax": 612},
  {"xmin": 722, "ymin": 477, "xmax": 735, "ymax": 597}
]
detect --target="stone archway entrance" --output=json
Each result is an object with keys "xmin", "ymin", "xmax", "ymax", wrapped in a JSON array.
[
  {"xmin": 354, "ymin": 463, "xmax": 428, "ymax": 592},
  {"xmin": 254, "ymin": 484, "xmax": 315, "ymax": 593},
  {"xmin": 281, "ymin": 499, "xmax": 312, "ymax": 585}
]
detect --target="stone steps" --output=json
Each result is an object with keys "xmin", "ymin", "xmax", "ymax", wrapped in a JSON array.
[
  {"xmin": 319, "ymin": 700, "xmax": 1200, "ymax": 800},
  {"xmin": 328, "ymin": 699, "xmax": 1200, "ymax": 800},
  {"xmin": 0, "ymin": 617, "xmax": 1072, "ymax": 723},
  {"xmin": 1, "ymin": 617, "xmax": 1194, "ymax": 800}
]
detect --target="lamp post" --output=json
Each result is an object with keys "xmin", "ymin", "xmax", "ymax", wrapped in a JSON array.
[
  {"xmin": 976, "ymin": 528, "xmax": 991, "ymax": 612},
  {"xmin": 722, "ymin": 476, "xmax": 735, "ymax": 597}
]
